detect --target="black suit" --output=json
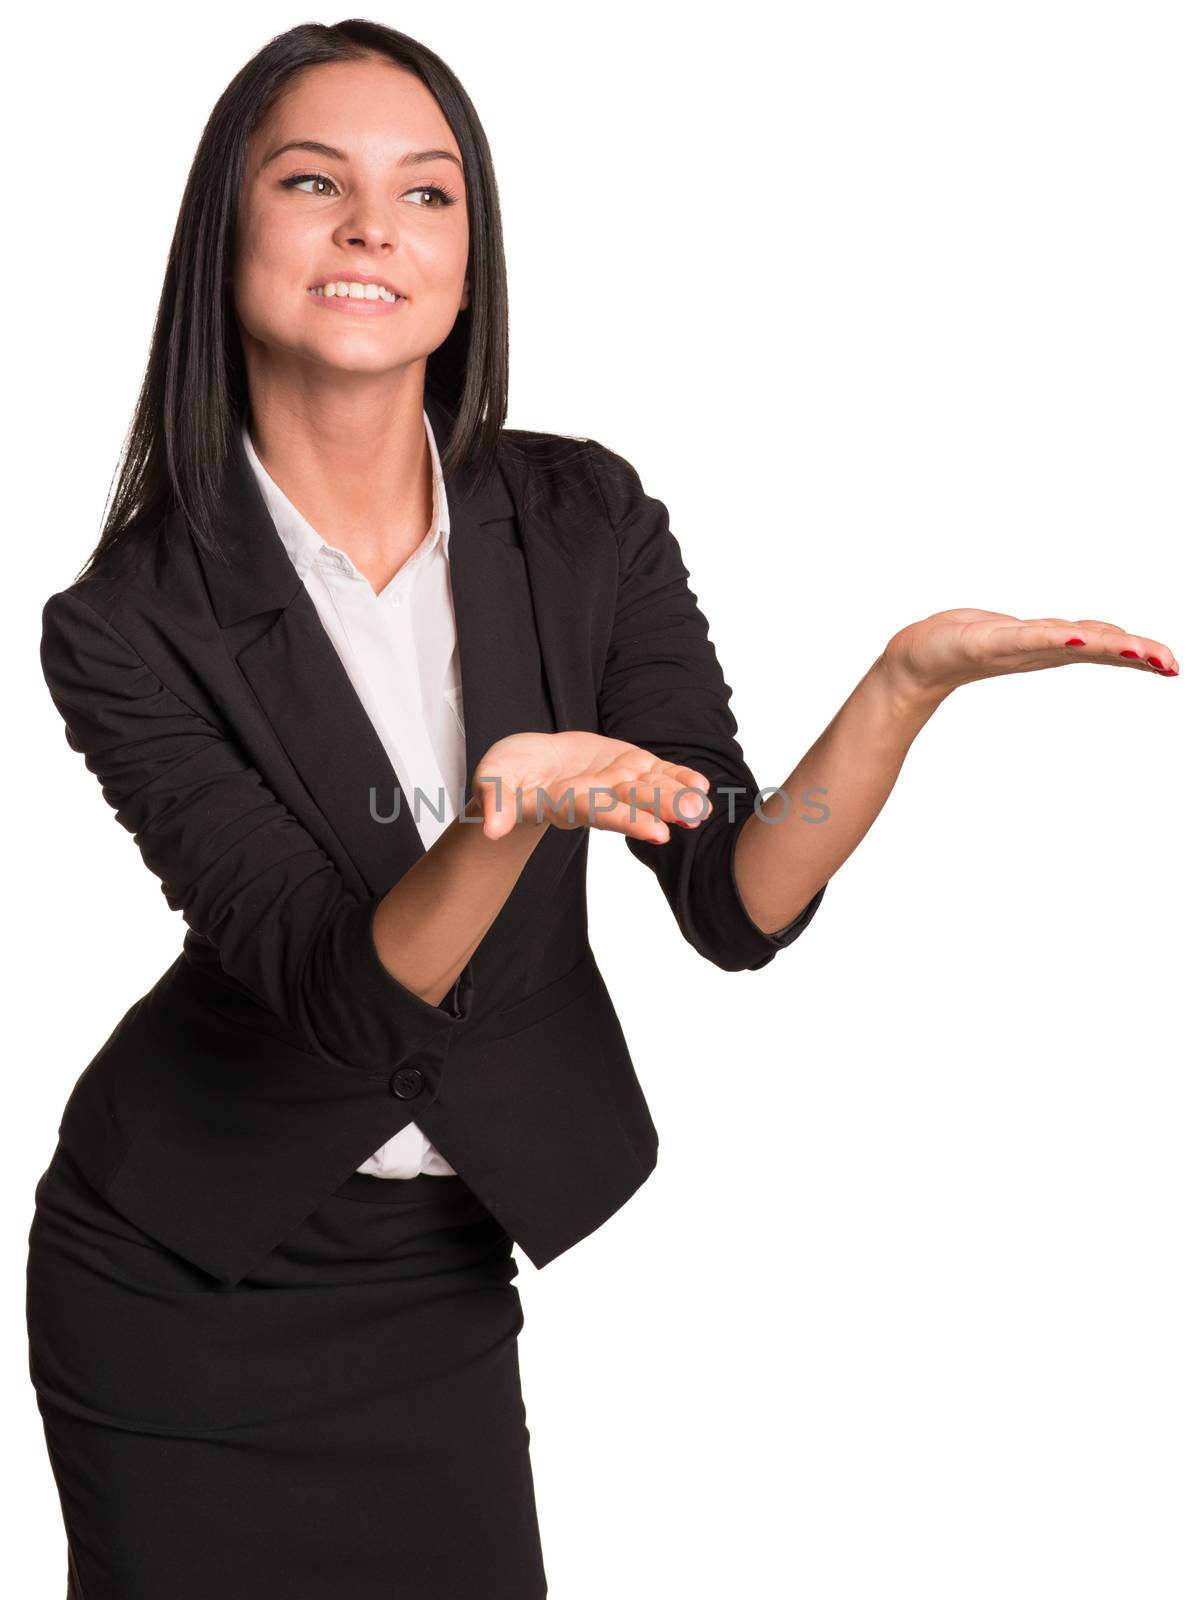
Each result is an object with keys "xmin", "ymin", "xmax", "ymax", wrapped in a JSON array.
[{"xmin": 37, "ymin": 393, "xmax": 827, "ymax": 1289}]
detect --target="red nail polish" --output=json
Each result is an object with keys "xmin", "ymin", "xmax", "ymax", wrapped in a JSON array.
[
  {"xmin": 1065, "ymin": 637, "xmax": 1086, "ymax": 646},
  {"xmin": 1119, "ymin": 650, "xmax": 1140, "ymax": 658},
  {"xmin": 1146, "ymin": 656, "xmax": 1163, "ymax": 668}
]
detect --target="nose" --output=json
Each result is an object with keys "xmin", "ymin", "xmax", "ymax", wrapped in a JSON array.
[{"xmin": 332, "ymin": 191, "xmax": 395, "ymax": 254}]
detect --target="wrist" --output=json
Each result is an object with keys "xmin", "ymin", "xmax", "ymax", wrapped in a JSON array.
[{"xmin": 866, "ymin": 654, "xmax": 950, "ymax": 731}]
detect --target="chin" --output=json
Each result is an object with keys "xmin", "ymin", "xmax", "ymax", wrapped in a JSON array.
[{"xmin": 303, "ymin": 338, "xmax": 418, "ymax": 376}]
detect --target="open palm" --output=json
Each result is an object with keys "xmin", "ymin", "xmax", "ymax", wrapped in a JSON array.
[
  {"xmin": 471, "ymin": 730, "xmax": 712, "ymax": 844},
  {"xmin": 883, "ymin": 608, "xmax": 1179, "ymax": 702}
]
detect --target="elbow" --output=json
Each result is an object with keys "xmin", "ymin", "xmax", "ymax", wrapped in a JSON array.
[{"xmin": 275, "ymin": 897, "xmax": 475, "ymax": 1073}]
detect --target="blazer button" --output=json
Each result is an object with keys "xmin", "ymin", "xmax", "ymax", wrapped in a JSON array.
[{"xmin": 389, "ymin": 1067, "xmax": 425, "ymax": 1100}]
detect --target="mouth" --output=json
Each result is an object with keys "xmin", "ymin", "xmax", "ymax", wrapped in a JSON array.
[{"xmin": 307, "ymin": 274, "xmax": 404, "ymax": 304}]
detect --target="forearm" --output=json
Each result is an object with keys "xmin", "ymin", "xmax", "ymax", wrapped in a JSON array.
[
  {"xmin": 372, "ymin": 794, "xmax": 549, "ymax": 1007},
  {"xmin": 732, "ymin": 656, "xmax": 946, "ymax": 934}
]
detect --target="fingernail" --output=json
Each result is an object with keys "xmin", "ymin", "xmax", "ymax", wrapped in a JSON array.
[
  {"xmin": 1065, "ymin": 637, "xmax": 1086, "ymax": 646},
  {"xmin": 1146, "ymin": 656, "xmax": 1163, "ymax": 668},
  {"xmin": 1119, "ymin": 650, "xmax": 1140, "ymax": 658}
]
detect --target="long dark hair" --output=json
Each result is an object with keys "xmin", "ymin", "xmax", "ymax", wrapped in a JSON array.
[{"xmin": 78, "ymin": 19, "xmax": 509, "ymax": 581}]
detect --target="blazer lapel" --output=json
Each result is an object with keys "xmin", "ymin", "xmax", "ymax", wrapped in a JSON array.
[
  {"xmin": 232, "ymin": 594, "xmax": 425, "ymax": 897},
  {"xmin": 443, "ymin": 469, "xmax": 553, "ymax": 815},
  {"xmin": 192, "ymin": 402, "xmax": 555, "ymax": 900},
  {"xmin": 495, "ymin": 437, "xmax": 605, "ymax": 744}
]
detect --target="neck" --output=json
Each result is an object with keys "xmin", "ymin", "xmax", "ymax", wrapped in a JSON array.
[{"xmin": 243, "ymin": 367, "xmax": 434, "ymax": 588}]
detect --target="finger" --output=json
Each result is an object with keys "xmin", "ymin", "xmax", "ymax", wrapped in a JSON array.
[
  {"xmin": 479, "ymin": 772, "xmax": 516, "ymax": 840},
  {"xmin": 1027, "ymin": 617, "xmax": 1124, "ymax": 634},
  {"xmin": 587, "ymin": 753, "xmax": 710, "ymax": 791},
  {"xmin": 994, "ymin": 621, "xmax": 1095, "ymax": 655},
  {"xmin": 611, "ymin": 772, "xmax": 712, "ymax": 828},
  {"xmin": 518, "ymin": 772, "xmax": 668, "ymax": 838},
  {"xmin": 577, "ymin": 790, "xmax": 670, "ymax": 843},
  {"xmin": 666, "ymin": 762, "xmax": 711, "ymax": 795},
  {"xmin": 566, "ymin": 752, "xmax": 714, "ymax": 831},
  {"xmin": 1024, "ymin": 623, "xmax": 1179, "ymax": 674},
  {"xmin": 476, "ymin": 767, "xmax": 535, "ymax": 840},
  {"xmin": 1116, "ymin": 640, "xmax": 1180, "ymax": 673},
  {"xmin": 1054, "ymin": 623, "xmax": 1178, "ymax": 672}
]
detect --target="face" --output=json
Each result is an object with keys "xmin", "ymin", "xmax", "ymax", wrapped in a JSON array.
[{"xmin": 233, "ymin": 56, "xmax": 470, "ymax": 385}]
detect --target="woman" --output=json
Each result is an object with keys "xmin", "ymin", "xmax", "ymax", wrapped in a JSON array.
[{"xmin": 25, "ymin": 18, "xmax": 1177, "ymax": 1600}]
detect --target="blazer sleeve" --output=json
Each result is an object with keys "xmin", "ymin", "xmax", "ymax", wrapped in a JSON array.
[
  {"xmin": 590, "ymin": 445, "xmax": 828, "ymax": 973},
  {"xmin": 39, "ymin": 586, "xmax": 472, "ymax": 1074}
]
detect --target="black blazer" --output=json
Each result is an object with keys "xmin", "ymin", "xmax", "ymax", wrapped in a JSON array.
[{"xmin": 38, "ymin": 392, "xmax": 828, "ymax": 1286}]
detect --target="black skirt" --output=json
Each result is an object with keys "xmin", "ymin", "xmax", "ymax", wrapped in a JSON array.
[{"xmin": 25, "ymin": 1139, "xmax": 549, "ymax": 1599}]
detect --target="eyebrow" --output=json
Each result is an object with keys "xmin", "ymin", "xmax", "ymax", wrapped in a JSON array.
[{"xmin": 260, "ymin": 139, "xmax": 463, "ymax": 173}]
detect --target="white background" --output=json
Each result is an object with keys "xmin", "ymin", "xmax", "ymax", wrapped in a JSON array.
[{"xmin": 5, "ymin": 3, "xmax": 1188, "ymax": 1595}]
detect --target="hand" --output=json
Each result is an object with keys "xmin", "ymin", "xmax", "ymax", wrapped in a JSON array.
[
  {"xmin": 470, "ymin": 731, "xmax": 712, "ymax": 843},
  {"xmin": 880, "ymin": 609, "xmax": 1180, "ymax": 704}
]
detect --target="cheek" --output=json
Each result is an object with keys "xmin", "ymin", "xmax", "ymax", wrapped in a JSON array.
[
  {"xmin": 406, "ymin": 214, "xmax": 470, "ymax": 283},
  {"xmin": 233, "ymin": 223, "xmax": 307, "ymax": 337},
  {"xmin": 233, "ymin": 268, "xmax": 279, "ymax": 346},
  {"xmin": 237, "ymin": 216, "xmax": 291, "ymax": 280},
  {"xmin": 449, "ymin": 225, "xmax": 471, "ymax": 280}
]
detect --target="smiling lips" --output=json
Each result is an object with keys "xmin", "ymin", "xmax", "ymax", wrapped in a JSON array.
[
  {"xmin": 309, "ymin": 278, "xmax": 402, "ymax": 303},
  {"xmin": 306, "ymin": 274, "xmax": 405, "ymax": 314}
]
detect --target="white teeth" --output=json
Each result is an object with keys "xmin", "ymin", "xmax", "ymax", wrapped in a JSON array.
[{"xmin": 310, "ymin": 281, "xmax": 400, "ymax": 303}]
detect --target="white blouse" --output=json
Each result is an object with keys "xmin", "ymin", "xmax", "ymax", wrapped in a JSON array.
[{"xmin": 241, "ymin": 411, "xmax": 462, "ymax": 1179}]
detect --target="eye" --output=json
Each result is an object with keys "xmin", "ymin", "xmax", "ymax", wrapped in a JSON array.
[
  {"xmin": 280, "ymin": 172, "xmax": 340, "ymax": 197},
  {"xmin": 405, "ymin": 182, "xmax": 459, "ymax": 209},
  {"xmin": 277, "ymin": 173, "xmax": 460, "ymax": 207}
]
